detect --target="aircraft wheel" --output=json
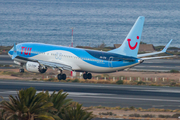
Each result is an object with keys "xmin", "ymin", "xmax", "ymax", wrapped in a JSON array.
[
  {"xmin": 62, "ymin": 74, "xmax": 66, "ymax": 80},
  {"xmin": 87, "ymin": 73, "xmax": 92, "ymax": 79},
  {"xmin": 57, "ymin": 74, "xmax": 62, "ymax": 80},
  {"xmin": 83, "ymin": 74, "xmax": 87, "ymax": 79},
  {"xmin": 19, "ymin": 69, "xmax": 24, "ymax": 73}
]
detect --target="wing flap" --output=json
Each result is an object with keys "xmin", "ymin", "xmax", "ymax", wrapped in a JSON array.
[{"xmin": 38, "ymin": 60, "xmax": 72, "ymax": 71}]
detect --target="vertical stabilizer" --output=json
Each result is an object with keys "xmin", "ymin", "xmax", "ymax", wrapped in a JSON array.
[{"xmin": 108, "ymin": 16, "xmax": 145, "ymax": 57}]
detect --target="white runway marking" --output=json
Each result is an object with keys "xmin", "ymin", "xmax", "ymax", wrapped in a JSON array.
[{"xmin": 138, "ymin": 89, "xmax": 180, "ymax": 93}]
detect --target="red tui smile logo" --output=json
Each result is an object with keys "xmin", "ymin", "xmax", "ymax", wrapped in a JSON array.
[{"xmin": 127, "ymin": 36, "xmax": 139, "ymax": 50}]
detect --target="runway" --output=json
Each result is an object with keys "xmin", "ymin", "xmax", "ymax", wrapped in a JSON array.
[
  {"xmin": 0, "ymin": 79, "xmax": 180, "ymax": 110},
  {"xmin": 0, "ymin": 55, "xmax": 179, "ymax": 71},
  {"xmin": 0, "ymin": 55, "xmax": 14, "ymax": 65},
  {"xmin": 132, "ymin": 59, "xmax": 180, "ymax": 71}
]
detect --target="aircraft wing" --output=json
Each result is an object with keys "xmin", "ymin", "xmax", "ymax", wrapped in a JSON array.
[
  {"xmin": 38, "ymin": 60, "xmax": 72, "ymax": 71},
  {"xmin": 137, "ymin": 39, "xmax": 173, "ymax": 58},
  {"xmin": 15, "ymin": 56, "xmax": 72, "ymax": 71}
]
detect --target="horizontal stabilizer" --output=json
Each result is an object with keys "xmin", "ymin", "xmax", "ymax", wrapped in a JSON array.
[
  {"xmin": 137, "ymin": 39, "xmax": 173, "ymax": 58},
  {"xmin": 140, "ymin": 55, "xmax": 176, "ymax": 60}
]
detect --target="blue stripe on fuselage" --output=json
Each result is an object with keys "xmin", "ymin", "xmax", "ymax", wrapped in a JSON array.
[{"xmin": 8, "ymin": 43, "xmax": 140, "ymax": 68}]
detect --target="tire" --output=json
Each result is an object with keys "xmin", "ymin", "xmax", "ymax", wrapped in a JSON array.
[
  {"xmin": 83, "ymin": 74, "xmax": 87, "ymax": 79},
  {"xmin": 57, "ymin": 74, "xmax": 62, "ymax": 80},
  {"xmin": 19, "ymin": 69, "xmax": 24, "ymax": 73},
  {"xmin": 62, "ymin": 74, "xmax": 66, "ymax": 80},
  {"xmin": 87, "ymin": 73, "xmax": 92, "ymax": 79}
]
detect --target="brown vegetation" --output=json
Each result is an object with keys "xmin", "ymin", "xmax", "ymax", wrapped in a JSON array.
[{"xmin": 1, "ymin": 68, "xmax": 180, "ymax": 87}]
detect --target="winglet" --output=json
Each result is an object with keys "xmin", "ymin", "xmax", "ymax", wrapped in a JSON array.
[
  {"xmin": 162, "ymin": 39, "xmax": 173, "ymax": 52},
  {"xmin": 12, "ymin": 43, "xmax": 17, "ymax": 60}
]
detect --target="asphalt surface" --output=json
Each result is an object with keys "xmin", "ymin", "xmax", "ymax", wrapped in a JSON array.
[
  {"xmin": 0, "ymin": 79, "xmax": 180, "ymax": 110},
  {"xmin": 0, "ymin": 55, "xmax": 179, "ymax": 71},
  {"xmin": 132, "ymin": 59, "xmax": 180, "ymax": 71},
  {"xmin": 0, "ymin": 55, "xmax": 14, "ymax": 65}
]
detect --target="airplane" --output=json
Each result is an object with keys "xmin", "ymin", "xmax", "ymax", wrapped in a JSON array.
[{"xmin": 8, "ymin": 16, "xmax": 174, "ymax": 80}]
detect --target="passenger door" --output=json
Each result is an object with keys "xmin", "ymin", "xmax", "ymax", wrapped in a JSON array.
[{"xmin": 108, "ymin": 57, "xmax": 113, "ymax": 68}]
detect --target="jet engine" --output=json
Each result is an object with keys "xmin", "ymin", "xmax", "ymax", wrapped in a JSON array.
[{"xmin": 26, "ymin": 61, "xmax": 47, "ymax": 73}]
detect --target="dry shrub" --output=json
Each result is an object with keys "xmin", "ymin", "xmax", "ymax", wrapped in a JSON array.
[
  {"xmin": 11, "ymin": 73, "xmax": 19, "ymax": 77},
  {"xmin": 96, "ymin": 105, "xmax": 106, "ymax": 109},
  {"xmin": 72, "ymin": 79, "xmax": 79, "ymax": 82},
  {"xmin": 138, "ymin": 107, "xmax": 143, "ymax": 111},
  {"xmin": 116, "ymin": 80, "xmax": 123, "ymax": 84},
  {"xmin": 150, "ymin": 83, "xmax": 160, "ymax": 86},
  {"xmin": 164, "ymin": 109, "xmax": 172, "ymax": 112},
  {"xmin": 129, "ymin": 113, "xmax": 140, "ymax": 117},
  {"xmin": 129, "ymin": 106, "xmax": 135, "ymax": 110},
  {"xmin": 172, "ymin": 113, "xmax": 180, "ymax": 118},
  {"xmin": 142, "ymin": 114, "xmax": 155, "ymax": 118},
  {"xmin": 146, "ymin": 108, "xmax": 158, "ymax": 112},
  {"xmin": 172, "ymin": 109, "xmax": 180, "ymax": 112},
  {"xmin": 113, "ymin": 106, "xmax": 121, "ymax": 110},
  {"xmin": 121, "ymin": 107, "xmax": 129, "ymax": 111},
  {"xmin": 96, "ymin": 80, "xmax": 110, "ymax": 84},
  {"xmin": 123, "ymin": 80, "xmax": 130, "ymax": 84},
  {"xmin": 158, "ymin": 114, "xmax": 171, "ymax": 118},
  {"xmin": 99, "ymin": 112, "xmax": 116, "ymax": 116}
]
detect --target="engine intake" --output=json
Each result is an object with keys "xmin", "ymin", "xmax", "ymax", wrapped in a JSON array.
[{"xmin": 26, "ymin": 61, "xmax": 47, "ymax": 73}]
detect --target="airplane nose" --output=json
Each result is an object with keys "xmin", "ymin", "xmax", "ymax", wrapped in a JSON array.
[
  {"xmin": 8, "ymin": 50, "xmax": 12, "ymax": 57},
  {"xmin": 8, "ymin": 52, "xmax": 11, "ymax": 57},
  {"xmin": 8, "ymin": 47, "xmax": 13, "ymax": 58}
]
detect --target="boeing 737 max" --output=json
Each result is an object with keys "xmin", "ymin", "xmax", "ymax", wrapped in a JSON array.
[{"xmin": 8, "ymin": 16, "xmax": 174, "ymax": 80}]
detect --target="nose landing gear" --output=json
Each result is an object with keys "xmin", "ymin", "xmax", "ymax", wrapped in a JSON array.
[
  {"xmin": 19, "ymin": 68, "xmax": 24, "ymax": 73},
  {"xmin": 19, "ymin": 63, "xmax": 24, "ymax": 73}
]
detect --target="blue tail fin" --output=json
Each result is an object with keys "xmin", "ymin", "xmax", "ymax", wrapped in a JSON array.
[{"xmin": 108, "ymin": 16, "xmax": 145, "ymax": 57}]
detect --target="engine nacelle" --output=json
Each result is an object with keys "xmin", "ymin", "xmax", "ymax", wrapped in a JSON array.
[{"xmin": 26, "ymin": 61, "xmax": 47, "ymax": 73}]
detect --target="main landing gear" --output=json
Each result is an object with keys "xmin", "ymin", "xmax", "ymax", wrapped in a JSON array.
[
  {"xmin": 83, "ymin": 72, "xmax": 92, "ymax": 79},
  {"xmin": 57, "ymin": 70, "xmax": 66, "ymax": 80}
]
